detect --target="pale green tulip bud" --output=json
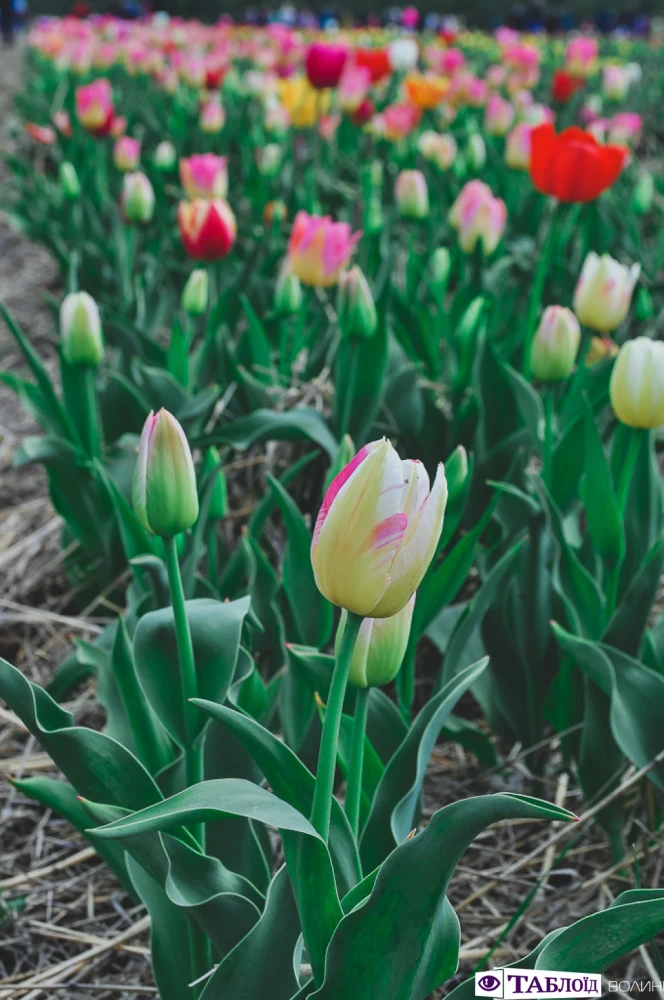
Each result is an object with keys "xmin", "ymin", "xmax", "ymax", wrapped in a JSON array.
[
  {"xmin": 337, "ymin": 595, "xmax": 415, "ymax": 689},
  {"xmin": 530, "ymin": 306, "xmax": 580, "ymax": 382},
  {"xmin": 202, "ymin": 446, "xmax": 228, "ymax": 520},
  {"xmin": 181, "ymin": 269, "xmax": 208, "ymax": 317},
  {"xmin": 257, "ymin": 143, "xmax": 283, "ymax": 178},
  {"xmin": 132, "ymin": 409, "xmax": 199, "ymax": 536},
  {"xmin": 430, "ymin": 247, "xmax": 451, "ymax": 295},
  {"xmin": 59, "ymin": 161, "xmax": 80, "ymax": 201},
  {"xmin": 153, "ymin": 140, "xmax": 177, "ymax": 172},
  {"xmin": 395, "ymin": 169, "xmax": 429, "ymax": 219},
  {"xmin": 122, "ymin": 171, "xmax": 155, "ymax": 223},
  {"xmin": 467, "ymin": 133, "xmax": 486, "ymax": 171},
  {"xmin": 60, "ymin": 291, "xmax": 104, "ymax": 366},
  {"xmin": 610, "ymin": 337, "xmax": 664, "ymax": 429},
  {"xmin": 274, "ymin": 262, "xmax": 303, "ymax": 315},
  {"xmin": 632, "ymin": 172, "xmax": 654, "ymax": 216},
  {"xmin": 337, "ymin": 266, "xmax": 377, "ymax": 339}
]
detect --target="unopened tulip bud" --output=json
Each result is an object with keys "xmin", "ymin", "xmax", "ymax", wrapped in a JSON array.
[
  {"xmin": 60, "ymin": 292, "xmax": 104, "ymax": 366},
  {"xmin": 430, "ymin": 247, "xmax": 451, "ymax": 295},
  {"xmin": 395, "ymin": 169, "xmax": 429, "ymax": 220},
  {"xmin": 122, "ymin": 172, "xmax": 155, "ymax": 223},
  {"xmin": 154, "ymin": 140, "xmax": 177, "ymax": 172},
  {"xmin": 530, "ymin": 306, "xmax": 580, "ymax": 382},
  {"xmin": 337, "ymin": 266, "xmax": 377, "ymax": 339},
  {"xmin": 311, "ymin": 439, "xmax": 448, "ymax": 617},
  {"xmin": 113, "ymin": 136, "xmax": 141, "ymax": 172},
  {"xmin": 632, "ymin": 172, "xmax": 654, "ymax": 216},
  {"xmin": 585, "ymin": 336, "xmax": 619, "ymax": 367},
  {"xmin": 59, "ymin": 161, "xmax": 80, "ymax": 201},
  {"xmin": 338, "ymin": 595, "xmax": 415, "ymax": 689},
  {"xmin": 132, "ymin": 409, "xmax": 199, "ymax": 536},
  {"xmin": 264, "ymin": 199, "xmax": 288, "ymax": 227},
  {"xmin": 274, "ymin": 262, "xmax": 303, "ymax": 315},
  {"xmin": 467, "ymin": 132, "xmax": 486, "ymax": 170},
  {"xmin": 202, "ymin": 446, "xmax": 228, "ymax": 520},
  {"xmin": 257, "ymin": 143, "xmax": 283, "ymax": 178},
  {"xmin": 610, "ymin": 338, "xmax": 664, "ymax": 429},
  {"xmin": 181, "ymin": 269, "xmax": 208, "ymax": 317},
  {"xmin": 573, "ymin": 252, "xmax": 640, "ymax": 334}
]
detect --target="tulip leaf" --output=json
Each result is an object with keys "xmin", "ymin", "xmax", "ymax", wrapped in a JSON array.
[
  {"xmin": 197, "ymin": 408, "xmax": 338, "ymax": 459},
  {"xmin": 193, "ymin": 699, "xmax": 362, "ymax": 896},
  {"xmin": 335, "ymin": 314, "xmax": 388, "ymax": 444},
  {"xmin": 267, "ymin": 475, "xmax": 333, "ymax": 648},
  {"xmin": 602, "ymin": 536, "xmax": 664, "ymax": 657},
  {"xmin": 581, "ymin": 406, "xmax": 624, "ymax": 567},
  {"xmin": 133, "ymin": 596, "xmax": 251, "ymax": 748},
  {"xmin": 0, "ymin": 657, "xmax": 162, "ymax": 810},
  {"xmin": 503, "ymin": 362, "xmax": 544, "ymax": 445},
  {"xmin": 360, "ymin": 658, "xmax": 488, "ymax": 873},
  {"xmin": 308, "ymin": 793, "xmax": 575, "ymax": 1000},
  {"xmin": 200, "ymin": 866, "xmax": 301, "ymax": 1000}
]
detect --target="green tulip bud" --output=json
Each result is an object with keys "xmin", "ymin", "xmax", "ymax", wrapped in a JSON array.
[
  {"xmin": 181, "ymin": 269, "xmax": 209, "ymax": 317},
  {"xmin": 395, "ymin": 169, "xmax": 429, "ymax": 220},
  {"xmin": 153, "ymin": 140, "xmax": 177, "ymax": 172},
  {"xmin": 59, "ymin": 161, "xmax": 80, "ymax": 201},
  {"xmin": 632, "ymin": 172, "xmax": 654, "ymax": 215},
  {"xmin": 203, "ymin": 446, "xmax": 228, "ymax": 521},
  {"xmin": 467, "ymin": 133, "xmax": 486, "ymax": 171},
  {"xmin": 530, "ymin": 306, "xmax": 580, "ymax": 382},
  {"xmin": 132, "ymin": 409, "xmax": 199, "ymax": 536},
  {"xmin": 337, "ymin": 595, "xmax": 415, "ymax": 689},
  {"xmin": 274, "ymin": 262, "xmax": 303, "ymax": 315},
  {"xmin": 337, "ymin": 266, "xmax": 377, "ymax": 339},
  {"xmin": 430, "ymin": 247, "xmax": 451, "ymax": 295},
  {"xmin": 59, "ymin": 291, "xmax": 104, "ymax": 366},
  {"xmin": 122, "ymin": 171, "xmax": 155, "ymax": 223}
]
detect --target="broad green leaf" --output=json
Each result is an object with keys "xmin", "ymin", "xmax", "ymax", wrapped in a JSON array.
[
  {"xmin": 603, "ymin": 537, "xmax": 664, "ymax": 657},
  {"xmin": 197, "ymin": 409, "xmax": 338, "ymax": 459},
  {"xmin": 503, "ymin": 362, "xmax": 544, "ymax": 445}
]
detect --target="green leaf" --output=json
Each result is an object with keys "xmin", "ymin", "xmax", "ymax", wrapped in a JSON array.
[
  {"xmin": 503, "ymin": 363, "xmax": 544, "ymax": 445},
  {"xmin": 581, "ymin": 407, "xmax": 624, "ymax": 567},
  {"xmin": 197, "ymin": 409, "xmax": 338, "ymax": 459},
  {"xmin": 200, "ymin": 866, "xmax": 301, "ymax": 1000},
  {"xmin": 335, "ymin": 317, "xmax": 388, "ymax": 444},
  {"xmin": 267, "ymin": 475, "xmax": 333, "ymax": 648},
  {"xmin": 360, "ymin": 658, "xmax": 488, "ymax": 872},
  {"xmin": 133, "ymin": 597, "xmax": 250, "ymax": 748},
  {"xmin": 309, "ymin": 794, "xmax": 575, "ymax": 1000},
  {"xmin": 603, "ymin": 537, "xmax": 664, "ymax": 657}
]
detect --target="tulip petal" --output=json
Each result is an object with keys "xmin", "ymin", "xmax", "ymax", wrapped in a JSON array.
[{"xmin": 370, "ymin": 463, "xmax": 448, "ymax": 618}]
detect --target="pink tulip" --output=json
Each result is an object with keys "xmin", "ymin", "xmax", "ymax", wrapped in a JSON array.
[
  {"xmin": 449, "ymin": 180, "xmax": 507, "ymax": 255},
  {"xmin": 338, "ymin": 65, "xmax": 371, "ymax": 113},
  {"xmin": 75, "ymin": 78, "xmax": 115, "ymax": 136},
  {"xmin": 485, "ymin": 94, "xmax": 515, "ymax": 136},
  {"xmin": 382, "ymin": 102, "xmax": 421, "ymax": 140},
  {"xmin": 179, "ymin": 154, "xmax": 228, "ymax": 200},
  {"xmin": 199, "ymin": 99, "xmax": 225, "ymax": 134},
  {"xmin": 505, "ymin": 123, "xmax": 534, "ymax": 171},
  {"xmin": 113, "ymin": 136, "xmax": 141, "ymax": 172},
  {"xmin": 305, "ymin": 41, "xmax": 348, "ymax": 89},
  {"xmin": 608, "ymin": 112, "xmax": 642, "ymax": 145},
  {"xmin": 288, "ymin": 211, "xmax": 360, "ymax": 288},
  {"xmin": 565, "ymin": 36, "xmax": 598, "ymax": 77}
]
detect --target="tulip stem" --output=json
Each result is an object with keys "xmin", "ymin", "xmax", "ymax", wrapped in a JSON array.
[
  {"xmin": 523, "ymin": 201, "xmax": 558, "ymax": 379},
  {"xmin": 336, "ymin": 336, "xmax": 360, "ymax": 440},
  {"xmin": 345, "ymin": 686, "xmax": 369, "ymax": 839},
  {"xmin": 81, "ymin": 366, "xmax": 103, "ymax": 462},
  {"xmin": 311, "ymin": 611, "xmax": 363, "ymax": 842},
  {"xmin": 207, "ymin": 522, "xmax": 218, "ymax": 590},
  {"xmin": 542, "ymin": 388, "xmax": 555, "ymax": 488},
  {"xmin": 604, "ymin": 427, "xmax": 644, "ymax": 621},
  {"xmin": 163, "ymin": 535, "xmax": 204, "ymax": 847}
]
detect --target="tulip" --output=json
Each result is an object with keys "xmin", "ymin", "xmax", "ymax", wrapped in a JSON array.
[
  {"xmin": 199, "ymin": 99, "xmax": 225, "ymax": 134},
  {"xmin": 449, "ymin": 180, "xmax": 507, "ymax": 255},
  {"xmin": 505, "ymin": 123, "xmax": 533, "ymax": 171},
  {"xmin": 338, "ymin": 596, "xmax": 415, "ymax": 690},
  {"xmin": 53, "ymin": 110, "xmax": 72, "ymax": 137},
  {"xmin": 256, "ymin": 143, "xmax": 283, "ymax": 178},
  {"xmin": 610, "ymin": 338, "xmax": 664, "ymax": 430},
  {"xmin": 603, "ymin": 64, "xmax": 630, "ymax": 102},
  {"xmin": 288, "ymin": 210, "xmax": 360, "ymax": 288},
  {"xmin": 154, "ymin": 140, "xmax": 177, "ymax": 172},
  {"xmin": 529, "ymin": 124, "xmax": 627, "ymax": 203},
  {"xmin": 585, "ymin": 336, "xmax": 619, "ymax": 367},
  {"xmin": 75, "ymin": 78, "xmax": 114, "ymax": 136},
  {"xmin": 310, "ymin": 439, "xmax": 448, "ymax": 617},
  {"xmin": 338, "ymin": 65, "xmax": 371, "ymax": 113},
  {"xmin": 608, "ymin": 112, "xmax": 642, "ymax": 146},
  {"xmin": 279, "ymin": 77, "xmax": 330, "ymax": 129},
  {"xmin": 337, "ymin": 266, "xmax": 377, "ymax": 339},
  {"xmin": 180, "ymin": 154, "xmax": 228, "ymax": 200},
  {"xmin": 573, "ymin": 252, "xmax": 640, "ymax": 334},
  {"xmin": 132, "ymin": 409, "xmax": 199, "ymax": 536},
  {"xmin": 181, "ymin": 269, "xmax": 209, "ymax": 317},
  {"xmin": 430, "ymin": 247, "xmax": 451, "ymax": 295},
  {"xmin": 59, "ymin": 161, "xmax": 80, "ymax": 201},
  {"xmin": 110, "ymin": 116, "xmax": 127, "ymax": 139},
  {"xmin": 404, "ymin": 72, "xmax": 448, "ymax": 110},
  {"xmin": 485, "ymin": 94, "xmax": 514, "ymax": 137},
  {"xmin": 395, "ymin": 170, "xmax": 429, "ymax": 219},
  {"xmin": 387, "ymin": 38, "xmax": 419, "ymax": 74},
  {"xmin": 381, "ymin": 102, "xmax": 421, "ymax": 141},
  {"xmin": 351, "ymin": 98, "xmax": 375, "ymax": 127},
  {"xmin": 60, "ymin": 292, "xmax": 104, "ymax": 366},
  {"xmin": 565, "ymin": 36, "xmax": 598, "ymax": 78},
  {"xmin": 274, "ymin": 260, "xmax": 303, "ymax": 315},
  {"xmin": 178, "ymin": 199, "xmax": 237, "ymax": 260},
  {"xmin": 305, "ymin": 41, "xmax": 348, "ymax": 89},
  {"xmin": 355, "ymin": 47, "xmax": 391, "ymax": 84},
  {"xmin": 530, "ymin": 306, "xmax": 580, "ymax": 382},
  {"xmin": 551, "ymin": 70, "xmax": 584, "ymax": 104},
  {"xmin": 122, "ymin": 172, "xmax": 155, "ymax": 224},
  {"xmin": 24, "ymin": 123, "xmax": 56, "ymax": 145},
  {"xmin": 467, "ymin": 132, "xmax": 486, "ymax": 170},
  {"xmin": 113, "ymin": 136, "xmax": 141, "ymax": 172},
  {"xmin": 264, "ymin": 199, "xmax": 288, "ymax": 227}
]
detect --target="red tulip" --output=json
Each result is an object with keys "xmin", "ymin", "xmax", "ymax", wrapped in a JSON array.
[
  {"xmin": 551, "ymin": 69, "xmax": 584, "ymax": 103},
  {"xmin": 178, "ymin": 199, "xmax": 236, "ymax": 260},
  {"xmin": 529, "ymin": 123, "xmax": 627, "ymax": 203},
  {"xmin": 355, "ymin": 47, "xmax": 391, "ymax": 83},
  {"xmin": 306, "ymin": 42, "xmax": 348, "ymax": 89},
  {"xmin": 351, "ymin": 98, "xmax": 375, "ymax": 126}
]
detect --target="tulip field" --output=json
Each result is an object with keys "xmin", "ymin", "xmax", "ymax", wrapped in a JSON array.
[{"xmin": 3, "ymin": 12, "xmax": 664, "ymax": 999}]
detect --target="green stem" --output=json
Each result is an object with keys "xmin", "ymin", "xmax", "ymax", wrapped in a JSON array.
[
  {"xmin": 345, "ymin": 686, "xmax": 369, "ymax": 839},
  {"xmin": 311, "ymin": 612, "xmax": 363, "ymax": 842},
  {"xmin": 336, "ymin": 336, "xmax": 360, "ymax": 440},
  {"xmin": 207, "ymin": 522, "xmax": 218, "ymax": 590},
  {"xmin": 163, "ymin": 536, "xmax": 203, "ymax": 846},
  {"xmin": 542, "ymin": 387, "xmax": 555, "ymax": 489},
  {"xmin": 522, "ymin": 201, "xmax": 558, "ymax": 378},
  {"xmin": 81, "ymin": 366, "xmax": 102, "ymax": 462},
  {"xmin": 604, "ymin": 427, "xmax": 644, "ymax": 621}
]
